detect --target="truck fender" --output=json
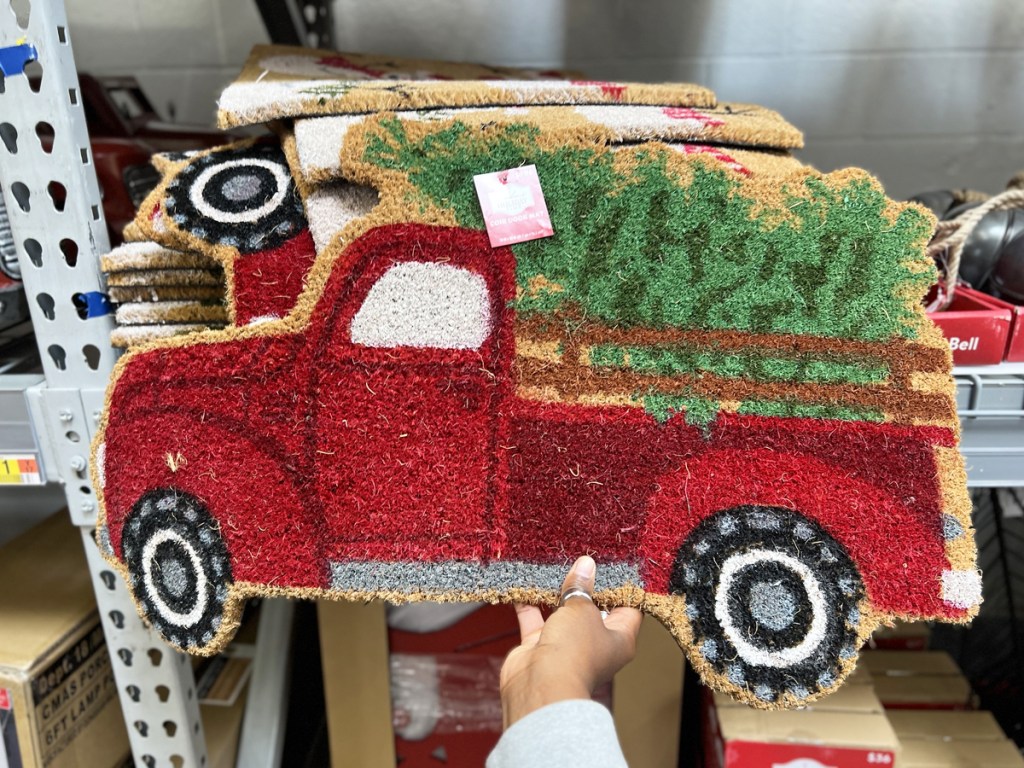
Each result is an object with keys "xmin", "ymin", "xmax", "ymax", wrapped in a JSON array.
[
  {"xmin": 640, "ymin": 447, "xmax": 947, "ymax": 616},
  {"xmin": 100, "ymin": 408, "xmax": 325, "ymax": 589}
]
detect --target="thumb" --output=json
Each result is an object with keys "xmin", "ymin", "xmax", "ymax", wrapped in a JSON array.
[{"xmin": 559, "ymin": 556, "xmax": 597, "ymax": 607}]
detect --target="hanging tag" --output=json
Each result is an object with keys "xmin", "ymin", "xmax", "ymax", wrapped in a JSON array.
[{"xmin": 473, "ymin": 165, "xmax": 554, "ymax": 248}]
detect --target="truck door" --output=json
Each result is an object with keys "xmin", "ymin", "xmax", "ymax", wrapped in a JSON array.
[{"xmin": 309, "ymin": 226, "xmax": 509, "ymax": 562}]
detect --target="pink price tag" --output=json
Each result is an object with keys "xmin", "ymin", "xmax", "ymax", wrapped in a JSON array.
[{"xmin": 473, "ymin": 165, "xmax": 554, "ymax": 247}]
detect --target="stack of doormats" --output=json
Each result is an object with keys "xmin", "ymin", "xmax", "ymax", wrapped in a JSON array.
[
  {"xmin": 93, "ymin": 45, "xmax": 979, "ymax": 711},
  {"xmin": 101, "ymin": 241, "xmax": 228, "ymax": 347}
]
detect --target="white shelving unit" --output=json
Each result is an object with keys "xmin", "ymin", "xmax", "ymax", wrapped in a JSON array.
[
  {"xmin": 0, "ymin": 3, "xmax": 291, "ymax": 767},
  {"xmin": 0, "ymin": 1, "xmax": 1021, "ymax": 764}
]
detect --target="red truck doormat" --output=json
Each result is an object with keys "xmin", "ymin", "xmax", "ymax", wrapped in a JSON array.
[
  {"xmin": 130, "ymin": 139, "xmax": 317, "ymax": 328},
  {"xmin": 93, "ymin": 55, "xmax": 980, "ymax": 710}
]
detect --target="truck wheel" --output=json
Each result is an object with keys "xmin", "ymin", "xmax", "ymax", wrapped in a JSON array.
[
  {"xmin": 164, "ymin": 144, "xmax": 304, "ymax": 254},
  {"xmin": 121, "ymin": 489, "xmax": 233, "ymax": 654},
  {"xmin": 670, "ymin": 506, "xmax": 865, "ymax": 705}
]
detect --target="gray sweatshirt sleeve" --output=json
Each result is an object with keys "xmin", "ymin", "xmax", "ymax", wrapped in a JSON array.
[{"xmin": 486, "ymin": 699, "xmax": 628, "ymax": 768}]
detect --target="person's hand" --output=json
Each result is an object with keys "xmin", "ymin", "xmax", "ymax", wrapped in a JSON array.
[{"xmin": 498, "ymin": 555, "xmax": 643, "ymax": 728}]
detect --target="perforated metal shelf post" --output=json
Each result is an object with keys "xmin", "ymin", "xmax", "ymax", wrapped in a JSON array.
[{"xmin": 0, "ymin": 1, "xmax": 207, "ymax": 765}]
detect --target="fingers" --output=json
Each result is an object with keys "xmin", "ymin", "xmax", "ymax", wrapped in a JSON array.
[
  {"xmin": 603, "ymin": 607, "xmax": 643, "ymax": 637},
  {"xmin": 603, "ymin": 607, "xmax": 643, "ymax": 666},
  {"xmin": 513, "ymin": 602, "xmax": 544, "ymax": 643},
  {"xmin": 558, "ymin": 555, "xmax": 597, "ymax": 608}
]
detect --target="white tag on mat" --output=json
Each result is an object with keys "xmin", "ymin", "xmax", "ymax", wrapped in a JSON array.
[{"xmin": 473, "ymin": 165, "xmax": 555, "ymax": 247}]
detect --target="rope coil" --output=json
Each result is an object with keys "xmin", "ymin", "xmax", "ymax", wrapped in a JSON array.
[{"xmin": 924, "ymin": 186, "xmax": 1024, "ymax": 309}]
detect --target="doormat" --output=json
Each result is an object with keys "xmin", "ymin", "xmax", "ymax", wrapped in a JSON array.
[
  {"xmin": 218, "ymin": 44, "xmax": 715, "ymax": 129},
  {"xmin": 297, "ymin": 179, "xmax": 379, "ymax": 255},
  {"xmin": 114, "ymin": 301, "xmax": 228, "ymax": 326},
  {"xmin": 132, "ymin": 140, "xmax": 317, "ymax": 326},
  {"xmin": 101, "ymin": 241, "xmax": 221, "ymax": 272},
  {"xmin": 111, "ymin": 324, "xmax": 228, "ymax": 349},
  {"xmin": 101, "ymin": 241, "xmax": 229, "ymax": 333},
  {"xmin": 107, "ymin": 285, "xmax": 226, "ymax": 304},
  {"xmin": 105, "ymin": 268, "xmax": 224, "ymax": 287},
  {"xmin": 290, "ymin": 103, "xmax": 803, "ymax": 185},
  {"xmin": 96, "ymin": 107, "xmax": 977, "ymax": 711}
]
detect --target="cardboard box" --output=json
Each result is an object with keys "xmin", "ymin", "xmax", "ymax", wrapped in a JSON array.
[
  {"xmin": 845, "ymin": 663, "xmax": 873, "ymax": 685},
  {"xmin": 888, "ymin": 710, "xmax": 1005, "ymax": 741},
  {"xmin": 703, "ymin": 700, "xmax": 900, "ymax": 768},
  {"xmin": 872, "ymin": 675, "xmax": 974, "ymax": 710},
  {"xmin": 0, "ymin": 514, "xmax": 131, "ymax": 768},
  {"xmin": 927, "ymin": 287, "xmax": 1013, "ymax": 365},
  {"xmin": 386, "ymin": 606, "xmax": 680, "ymax": 768},
  {"xmin": 860, "ymin": 650, "xmax": 961, "ymax": 677},
  {"xmin": 868, "ymin": 621, "xmax": 932, "ymax": 651},
  {"xmin": 321, "ymin": 601, "xmax": 684, "ymax": 768},
  {"xmin": 611, "ymin": 616, "xmax": 685, "ymax": 768},
  {"xmin": 899, "ymin": 738, "xmax": 1024, "ymax": 767},
  {"xmin": 712, "ymin": 679, "xmax": 882, "ymax": 713}
]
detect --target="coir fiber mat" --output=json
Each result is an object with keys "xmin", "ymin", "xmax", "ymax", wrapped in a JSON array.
[
  {"xmin": 101, "ymin": 242, "xmax": 229, "ymax": 346},
  {"xmin": 131, "ymin": 139, "xmax": 317, "ymax": 326},
  {"xmin": 96, "ymin": 99, "xmax": 978, "ymax": 712},
  {"xmin": 110, "ymin": 323, "xmax": 228, "ymax": 349},
  {"xmin": 290, "ymin": 103, "xmax": 803, "ymax": 185},
  {"xmin": 114, "ymin": 301, "xmax": 228, "ymax": 326},
  {"xmin": 107, "ymin": 285, "xmax": 225, "ymax": 304},
  {"xmin": 101, "ymin": 241, "xmax": 221, "ymax": 272},
  {"xmin": 217, "ymin": 44, "xmax": 715, "ymax": 128}
]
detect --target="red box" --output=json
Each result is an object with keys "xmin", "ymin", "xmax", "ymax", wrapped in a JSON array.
[
  {"xmin": 387, "ymin": 605, "xmax": 518, "ymax": 767},
  {"xmin": 927, "ymin": 286, "xmax": 1012, "ymax": 365},
  {"xmin": 969, "ymin": 290, "xmax": 1024, "ymax": 362}
]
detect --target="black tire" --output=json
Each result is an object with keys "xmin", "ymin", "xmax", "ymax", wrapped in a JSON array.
[
  {"xmin": 122, "ymin": 489, "xmax": 233, "ymax": 653},
  {"xmin": 164, "ymin": 143, "xmax": 304, "ymax": 254},
  {"xmin": 670, "ymin": 506, "xmax": 864, "ymax": 705}
]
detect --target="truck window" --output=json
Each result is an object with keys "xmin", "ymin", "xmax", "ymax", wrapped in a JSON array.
[{"xmin": 350, "ymin": 261, "xmax": 491, "ymax": 349}]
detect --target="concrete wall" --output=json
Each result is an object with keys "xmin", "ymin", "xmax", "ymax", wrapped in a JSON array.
[{"xmin": 64, "ymin": 0, "xmax": 1023, "ymax": 199}]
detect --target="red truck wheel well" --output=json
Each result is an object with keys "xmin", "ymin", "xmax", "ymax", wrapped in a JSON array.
[
  {"xmin": 103, "ymin": 408, "xmax": 326, "ymax": 589},
  {"xmin": 640, "ymin": 448, "xmax": 948, "ymax": 617}
]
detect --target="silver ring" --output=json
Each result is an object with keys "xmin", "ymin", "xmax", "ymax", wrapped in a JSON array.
[{"xmin": 559, "ymin": 588, "xmax": 594, "ymax": 607}]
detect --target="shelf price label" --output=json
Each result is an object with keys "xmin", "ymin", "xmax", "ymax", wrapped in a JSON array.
[{"xmin": 0, "ymin": 455, "xmax": 42, "ymax": 485}]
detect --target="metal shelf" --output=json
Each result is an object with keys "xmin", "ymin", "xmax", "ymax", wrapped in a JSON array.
[
  {"xmin": 0, "ymin": 4, "xmax": 291, "ymax": 768},
  {"xmin": 954, "ymin": 366, "xmax": 1024, "ymax": 487},
  {"xmin": 0, "ymin": 372, "xmax": 47, "ymax": 485}
]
